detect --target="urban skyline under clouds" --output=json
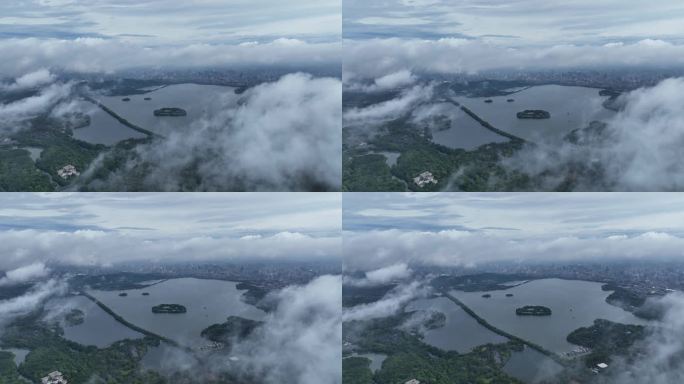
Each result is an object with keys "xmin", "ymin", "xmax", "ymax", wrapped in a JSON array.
[
  {"xmin": 0, "ymin": 0, "xmax": 341, "ymax": 44},
  {"xmin": 344, "ymin": 0, "xmax": 684, "ymax": 45},
  {"xmin": 0, "ymin": 193, "xmax": 341, "ymax": 269},
  {"xmin": 343, "ymin": 193, "xmax": 684, "ymax": 270}
]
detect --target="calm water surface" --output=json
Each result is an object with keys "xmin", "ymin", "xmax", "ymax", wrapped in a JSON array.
[{"xmin": 89, "ymin": 278, "xmax": 265, "ymax": 347}]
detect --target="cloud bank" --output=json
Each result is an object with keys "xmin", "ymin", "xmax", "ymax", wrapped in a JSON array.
[
  {"xmin": 344, "ymin": 229, "xmax": 684, "ymax": 271},
  {"xmin": 344, "ymin": 38, "xmax": 684, "ymax": 80},
  {"xmin": 0, "ymin": 229, "xmax": 340, "ymax": 271},
  {"xmin": 230, "ymin": 275, "xmax": 342, "ymax": 384},
  {"xmin": 81, "ymin": 73, "xmax": 342, "ymax": 191},
  {"xmin": 0, "ymin": 38, "xmax": 340, "ymax": 78},
  {"xmin": 504, "ymin": 77, "xmax": 684, "ymax": 191}
]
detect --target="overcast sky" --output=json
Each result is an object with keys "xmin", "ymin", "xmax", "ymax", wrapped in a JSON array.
[
  {"xmin": 1, "ymin": 0, "xmax": 340, "ymax": 44},
  {"xmin": 344, "ymin": 0, "xmax": 684, "ymax": 45},
  {"xmin": 0, "ymin": 193, "xmax": 341, "ymax": 269},
  {"xmin": 344, "ymin": 193, "xmax": 684, "ymax": 270}
]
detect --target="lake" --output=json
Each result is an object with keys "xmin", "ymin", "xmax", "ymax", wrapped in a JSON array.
[
  {"xmin": 503, "ymin": 346, "xmax": 564, "ymax": 384},
  {"xmin": 88, "ymin": 278, "xmax": 266, "ymax": 348},
  {"xmin": 405, "ymin": 296, "xmax": 508, "ymax": 352},
  {"xmin": 454, "ymin": 85, "xmax": 616, "ymax": 144},
  {"xmin": 451, "ymin": 278, "xmax": 649, "ymax": 354},
  {"xmin": 47, "ymin": 295, "xmax": 143, "ymax": 348},
  {"xmin": 423, "ymin": 102, "xmax": 511, "ymax": 150},
  {"xmin": 95, "ymin": 84, "xmax": 239, "ymax": 137},
  {"xmin": 71, "ymin": 98, "xmax": 147, "ymax": 145}
]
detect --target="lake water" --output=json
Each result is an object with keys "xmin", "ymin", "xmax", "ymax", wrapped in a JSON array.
[
  {"xmin": 46, "ymin": 295, "xmax": 144, "ymax": 348},
  {"xmin": 451, "ymin": 278, "xmax": 649, "ymax": 354},
  {"xmin": 503, "ymin": 346, "xmax": 564, "ymax": 384},
  {"xmin": 405, "ymin": 296, "xmax": 508, "ymax": 352},
  {"xmin": 71, "ymin": 98, "xmax": 147, "ymax": 145},
  {"xmin": 94, "ymin": 84, "xmax": 238, "ymax": 137},
  {"xmin": 89, "ymin": 278, "xmax": 266, "ymax": 348},
  {"xmin": 424, "ymin": 102, "xmax": 511, "ymax": 150},
  {"xmin": 454, "ymin": 85, "xmax": 616, "ymax": 144}
]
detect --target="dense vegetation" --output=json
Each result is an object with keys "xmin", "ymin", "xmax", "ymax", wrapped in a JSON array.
[
  {"xmin": 1, "ymin": 312, "xmax": 166, "ymax": 384},
  {"xmin": 344, "ymin": 311, "xmax": 525, "ymax": 384},
  {"xmin": 200, "ymin": 316, "xmax": 262, "ymax": 344},
  {"xmin": 567, "ymin": 319, "xmax": 646, "ymax": 368},
  {"xmin": 515, "ymin": 306, "xmax": 552, "ymax": 316},
  {"xmin": 0, "ymin": 148, "xmax": 53, "ymax": 191},
  {"xmin": 342, "ymin": 356, "xmax": 374, "ymax": 384}
]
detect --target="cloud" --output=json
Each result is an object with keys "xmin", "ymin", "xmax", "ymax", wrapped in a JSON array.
[
  {"xmin": 0, "ymin": 38, "xmax": 340, "ymax": 77},
  {"xmin": 344, "ymin": 38, "xmax": 684, "ymax": 80},
  {"xmin": 0, "ymin": 262, "xmax": 50, "ymax": 286},
  {"xmin": 0, "ymin": 229, "xmax": 340, "ymax": 270},
  {"xmin": 605, "ymin": 292, "xmax": 684, "ymax": 383},
  {"xmin": 344, "ymin": 263, "xmax": 413, "ymax": 286},
  {"xmin": 230, "ymin": 275, "xmax": 342, "ymax": 384},
  {"xmin": 0, "ymin": 278, "xmax": 68, "ymax": 329},
  {"xmin": 0, "ymin": 77, "xmax": 73, "ymax": 134},
  {"xmin": 79, "ymin": 73, "xmax": 341, "ymax": 191},
  {"xmin": 503, "ymin": 77, "xmax": 684, "ymax": 191},
  {"xmin": 0, "ymin": 69, "xmax": 55, "ymax": 91},
  {"xmin": 343, "ymin": 280, "xmax": 428, "ymax": 321},
  {"xmin": 345, "ymin": 69, "xmax": 418, "ymax": 92},
  {"xmin": 343, "ymin": 229, "xmax": 684, "ymax": 271}
]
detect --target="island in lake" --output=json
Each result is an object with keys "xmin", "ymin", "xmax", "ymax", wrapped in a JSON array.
[
  {"xmin": 152, "ymin": 304, "xmax": 187, "ymax": 314},
  {"xmin": 516, "ymin": 109, "xmax": 551, "ymax": 119},
  {"xmin": 65, "ymin": 309, "xmax": 85, "ymax": 326},
  {"xmin": 482, "ymin": 294, "xmax": 492, "ymax": 298},
  {"xmin": 515, "ymin": 305, "xmax": 552, "ymax": 316},
  {"xmin": 153, "ymin": 107, "xmax": 187, "ymax": 117},
  {"xmin": 118, "ymin": 292, "xmax": 128, "ymax": 297}
]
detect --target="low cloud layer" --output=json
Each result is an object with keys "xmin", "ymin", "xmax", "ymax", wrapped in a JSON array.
[
  {"xmin": 344, "ymin": 263, "xmax": 413, "ymax": 287},
  {"xmin": 82, "ymin": 73, "xmax": 342, "ymax": 191},
  {"xmin": 0, "ymin": 38, "xmax": 340, "ymax": 78},
  {"xmin": 0, "ymin": 262, "xmax": 50, "ymax": 286},
  {"xmin": 0, "ymin": 278, "xmax": 68, "ymax": 329},
  {"xmin": 343, "ymin": 280, "xmax": 428, "ymax": 321},
  {"xmin": 504, "ymin": 77, "xmax": 684, "ymax": 191},
  {"xmin": 0, "ymin": 229, "xmax": 339, "ymax": 271},
  {"xmin": 0, "ymin": 76, "xmax": 74, "ymax": 133},
  {"xmin": 344, "ymin": 38, "xmax": 684, "ymax": 80},
  {"xmin": 344, "ymin": 229, "xmax": 684, "ymax": 271},
  {"xmin": 230, "ymin": 275, "xmax": 341, "ymax": 384}
]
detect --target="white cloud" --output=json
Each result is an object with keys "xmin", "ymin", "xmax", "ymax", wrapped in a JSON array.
[
  {"xmin": 344, "ymin": 229, "xmax": 684, "ymax": 271},
  {"xmin": 0, "ymin": 262, "xmax": 50, "ymax": 286},
  {"xmin": 344, "ymin": 38, "xmax": 684, "ymax": 80},
  {"xmin": 343, "ymin": 280, "xmax": 428, "ymax": 321},
  {"xmin": 80, "ymin": 73, "xmax": 342, "ymax": 191},
  {"xmin": 0, "ymin": 38, "xmax": 340, "ymax": 77},
  {"xmin": 0, "ymin": 229, "xmax": 340, "ymax": 270},
  {"xmin": 504, "ymin": 77, "xmax": 684, "ymax": 191},
  {"xmin": 231, "ymin": 275, "xmax": 342, "ymax": 384}
]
